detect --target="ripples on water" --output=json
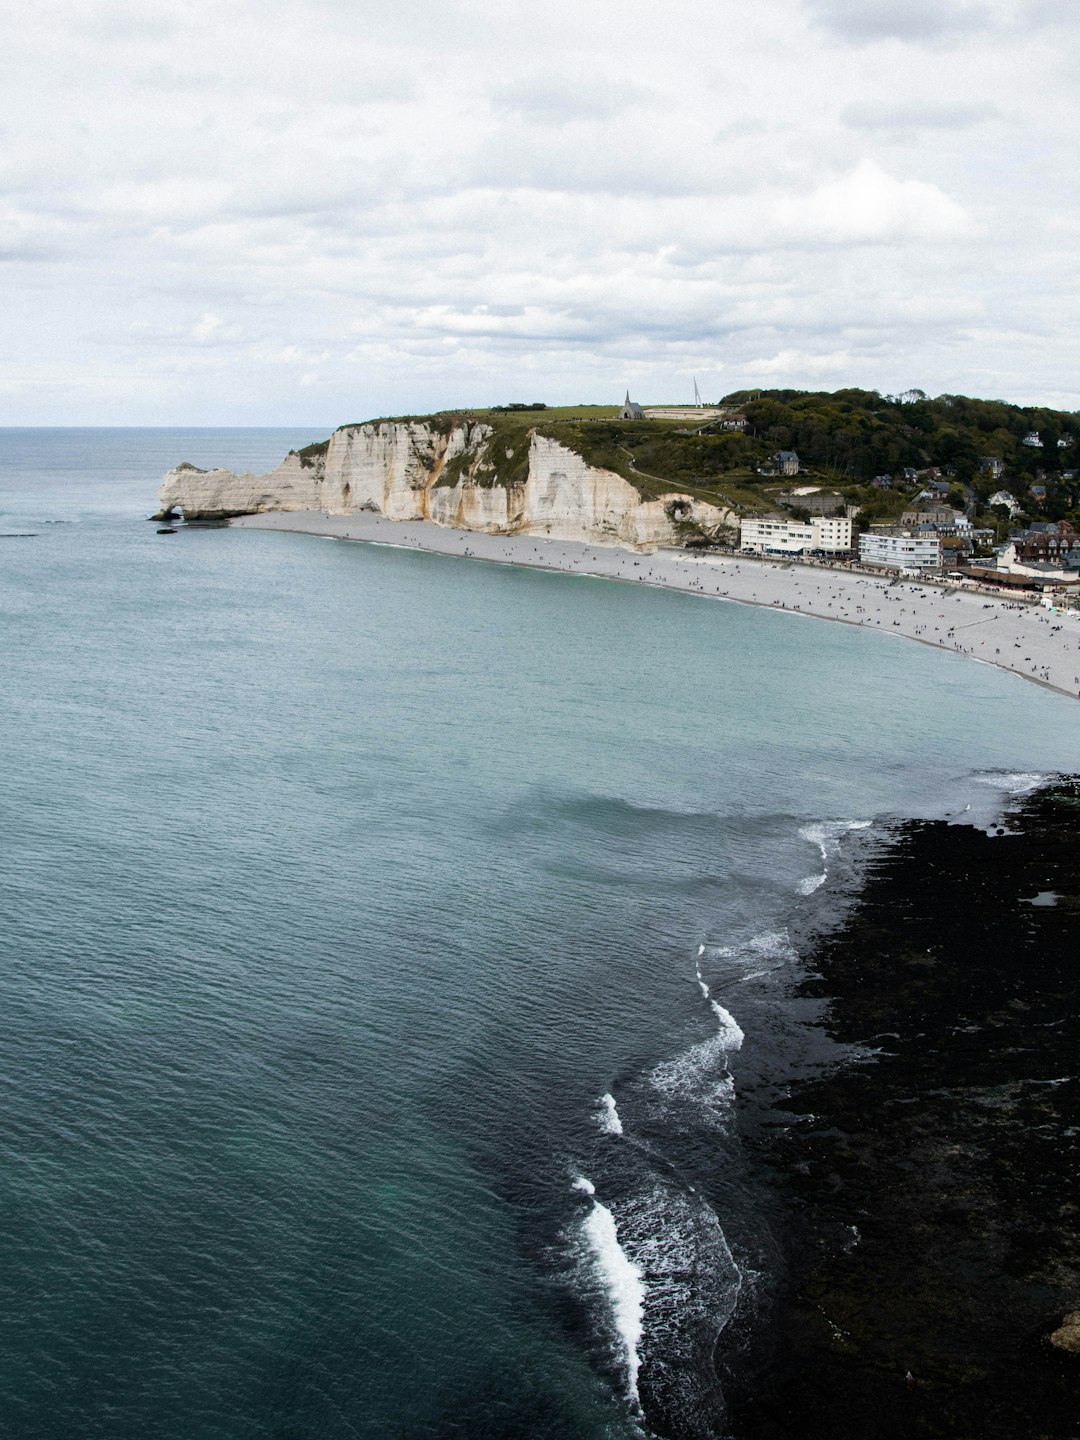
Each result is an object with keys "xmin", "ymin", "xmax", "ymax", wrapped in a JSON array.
[{"xmin": 1, "ymin": 430, "xmax": 1078, "ymax": 1439}]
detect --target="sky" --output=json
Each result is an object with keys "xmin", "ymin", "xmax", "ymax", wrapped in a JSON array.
[{"xmin": 1, "ymin": 0, "xmax": 1078, "ymax": 424}]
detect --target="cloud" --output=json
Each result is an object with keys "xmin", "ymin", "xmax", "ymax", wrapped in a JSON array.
[
  {"xmin": 68, "ymin": 7, "xmax": 177, "ymax": 42},
  {"xmin": 744, "ymin": 347, "xmax": 860, "ymax": 378},
  {"xmin": 190, "ymin": 312, "xmax": 243, "ymax": 344},
  {"xmin": 842, "ymin": 100, "xmax": 1000, "ymax": 130},
  {"xmin": 0, "ymin": 0, "xmax": 1077, "ymax": 421},
  {"xmin": 774, "ymin": 161, "xmax": 971, "ymax": 242},
  {"xmin": 1019, "ymin": 0, "xmax": 1077, "ymax": 26},
  {"xmin": 490, "ymin": 74, "xmax": 654, "ymax": 126},
  {"xmin": 804, "ymin": 0, "xmax": 991, "ymax": 43}
]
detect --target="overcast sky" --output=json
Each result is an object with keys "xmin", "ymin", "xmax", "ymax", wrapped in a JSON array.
[{"xmin": 2, "ymin": 0, "xmax": 1077, "ymax": 423}]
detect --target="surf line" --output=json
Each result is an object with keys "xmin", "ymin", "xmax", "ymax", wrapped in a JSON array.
[{"xmin": 573, "ymin": 1176, "xmax": 646, "ymax": 1412}]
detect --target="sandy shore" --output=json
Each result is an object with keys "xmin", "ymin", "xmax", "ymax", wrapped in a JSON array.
[{"xmin": 231, "ymin": 511, "xmax": 1080, "ymax": 700}]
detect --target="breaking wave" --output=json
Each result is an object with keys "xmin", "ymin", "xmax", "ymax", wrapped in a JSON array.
[
  {"xmin": 597, "ymin": 1093, "xmax": 624, "ymax": 1136},
  {"xmin": 650, "ymin": 980, "xmax": 743, "ymax": 1116},
  {"xmin": 573, "ymin": 1177, "xmax": 646, "ymax": 1409},
  {"xmin": 797, "ymin": 819, "xmax": 872, "ymax": 895},
  {"xmin": 571, "ymin": 1172, "xmax": 741, "ymax": 1435}
]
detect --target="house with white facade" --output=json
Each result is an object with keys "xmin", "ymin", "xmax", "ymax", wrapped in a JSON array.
[
  {"xmin": 812, "ymin": 515, "xmax": 854, "ymax": 552},
  {"xmin": 858, "ymin": 529, "xmax": 942, "ymax": 572},
  {"xmin": 989, "ymin": 490, "xmax": 1021, "ymax": 516},
  {"xmin": 979, "ymin": 456, "xmax": 1005, "ymax": 479},
  {"xmin": 740, "ymin": 514, "xmax": 853, "ymax": 555}
]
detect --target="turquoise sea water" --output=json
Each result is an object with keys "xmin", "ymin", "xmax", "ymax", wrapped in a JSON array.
[{"xmin": 1, "ymin": 429, "xmax": 1078, "ymax": 1440}]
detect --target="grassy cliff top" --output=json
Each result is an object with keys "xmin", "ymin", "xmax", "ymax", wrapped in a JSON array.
[
  {"xmin": 327, "ymin": 404, "xmax": 771, "ymax": 510},
  {"xmin": 310, "ymin": 388, "xmax": 1080, "ymax": 529}
]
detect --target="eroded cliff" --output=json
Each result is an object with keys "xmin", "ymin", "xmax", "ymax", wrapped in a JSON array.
[{"xmin": 156, "ymin": 421, "xmax": 734, "ymax": 549}]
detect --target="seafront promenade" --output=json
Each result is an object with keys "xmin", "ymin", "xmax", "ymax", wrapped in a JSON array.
[{"xmin": 232, "ymin": 511, "xmax": 1080, "ymax": 699}]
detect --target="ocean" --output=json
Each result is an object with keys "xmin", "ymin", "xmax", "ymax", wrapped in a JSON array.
[{"xmin": 1, "ymin": 428, "xmax": 1078, "ymax": 1440}]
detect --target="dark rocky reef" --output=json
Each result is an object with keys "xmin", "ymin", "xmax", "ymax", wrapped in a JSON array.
[{"xmin": 724, "ymin": 778, "xmax": 1080, "ymax": 1439}]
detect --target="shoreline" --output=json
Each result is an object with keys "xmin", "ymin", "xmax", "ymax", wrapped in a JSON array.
[
  {"xmin": 229, "ymin": 511, "xmax": 1080, "ymax": 699},
  {"xmin": 724, "ymin": 777, "xmax": 1080, "ymax": 1439}
]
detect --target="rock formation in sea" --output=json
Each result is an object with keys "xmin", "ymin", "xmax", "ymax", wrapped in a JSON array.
[{"xmin": 155, "ymin": 421, "xmax": 734, "ymax": 549}]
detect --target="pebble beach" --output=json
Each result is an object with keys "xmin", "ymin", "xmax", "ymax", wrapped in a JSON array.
[{"xmin": 233, "ymin": 510, "xmax": 1080, "ymax": 700}]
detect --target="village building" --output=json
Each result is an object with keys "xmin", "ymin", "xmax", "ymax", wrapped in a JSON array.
[
  {"xmin": 858, "ymin": 529, "xmax": 942, "ymax": 572},
  {"xmin": 900, "ymin": 506, "xmax": 964, "ymax": 529},
  {"xmin": 969, "ymin": 525, "xmax": 1080, "ymax": 590},
  {"xmin": 899, "ymin": 511, "xmax": 973, "ymax": 545},
  {"xmin": 1011, "ymin": 520, "xmax": 1080, "ymax": 569},
  {"xmin": 739, "ymin": 514, "xmax": 852, "ymax": 556},
  {"xmin": 915, "ymin": 479, "xmax": 951, "ymax": 503},
  {"xmin": 989, "ymin": 489, "xmax": 1021, "ymax": 516},
  {"xmin": 979, "ymin": 456, "xmax": 1005, "ymax": 478},
  {"xmin": 618, "ymin": 392, "xmax": 645, "ymax": 421},
  {"xmin": 774, "ymin": 450, "xmax": 800, "ymax": 476}
]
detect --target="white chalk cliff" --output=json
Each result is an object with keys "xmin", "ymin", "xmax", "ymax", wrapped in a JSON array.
[{"xmin": 157, "ymin": 421, "xmax": 734, "ymax": 549}]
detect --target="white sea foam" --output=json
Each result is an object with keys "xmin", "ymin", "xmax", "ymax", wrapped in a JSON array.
[
  {"xmin": 598, "ymin": 1092, "xmax": 624, "ymax": 1136},
  {"xmin": 575, "ymin": 1178, "xmax": 645, "ymax": 1407},
  {"xmin": 650, "ymin": 1040, "xmax": 737, "ymax": 1111},
  {"xmin": 621, "ymin": 1184, "xmax": 741, "ymax": 1328},
  {"xmin": 709, "ymin": 1001, "xmax": 744, "ymax": 1051},
  {"xmin": 650, "ymin": 991, "xmax": 743, "ymax": 1111},
  {"xmin": 704, "ymin": 929, "xmax": 798, "ymax": 983},
  {"xmin": 975, "ymin": 771, "xmax": 1047, "ymax": 796},
  {"xmin": 596, "ymin": 1182, "xmax": 743, "ymax": 1426},
  {"xmin": 797, "ymin": 819, "xmax": 871, "ymax": 895},
  {"xmin": 695, "ymin": 957, "xmax": 710, "ymax": 1000},
  {"xmin": 796, "ymin": 870, "xmax": 827, "ymax": 895}
]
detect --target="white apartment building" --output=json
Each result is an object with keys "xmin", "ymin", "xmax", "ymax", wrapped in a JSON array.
[
  {"xmin": 813, "ymin": 515, "xmax": 855, "ymax": 551},
  {"xmin": 858, "ymin": 530, "xmax": 942, "ymax": 572},
  {"xmin": 739, "ymin": 514, "xmax": 853, "ymax": 555}
]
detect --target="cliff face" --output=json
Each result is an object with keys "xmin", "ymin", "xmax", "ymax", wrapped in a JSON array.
[{"xmin": 157, "ymin": 421, "xmax": 734, "ymax": 549}]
